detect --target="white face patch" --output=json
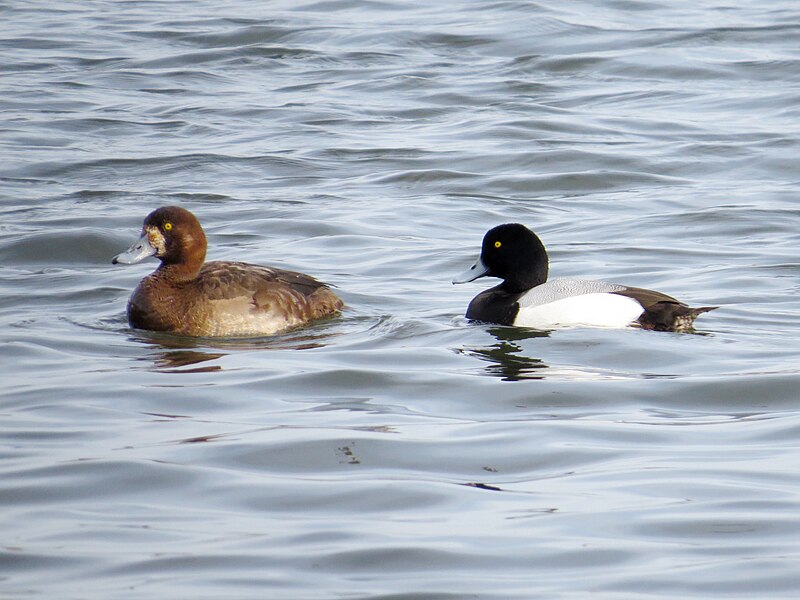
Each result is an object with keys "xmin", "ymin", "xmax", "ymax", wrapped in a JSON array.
[{"xmin": 146, "ymin": 226, "xmax": 167, "ymax": 256}]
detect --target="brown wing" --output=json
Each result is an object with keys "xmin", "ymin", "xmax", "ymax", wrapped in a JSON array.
[
  {"xmin": 613, "ymin": 286, "xmax": 716, "ymax": 332},
  {"xmin": 197, "ymin": 261, "xmax": 323, "ymax": 298},
  {"xmin": 613, "ymin": 285, "xmax": 682, "ymax": 310},
  {"xmin": 197, "ymin": 261, "xmax": 342, "ymax": 320}
]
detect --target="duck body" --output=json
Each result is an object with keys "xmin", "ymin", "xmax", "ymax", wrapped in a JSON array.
[
  {"xmin": 454, "ymin": 223, "xmax": 715, "ymax": 333},
  {"xmin": 113, "ymin": 206, "xmax": 342, "ymax": 337}
]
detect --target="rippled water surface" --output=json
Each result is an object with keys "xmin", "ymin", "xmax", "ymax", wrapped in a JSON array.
[{"xmin": 3, "ymin": 0, "xmax": 800, "ymax": 597}]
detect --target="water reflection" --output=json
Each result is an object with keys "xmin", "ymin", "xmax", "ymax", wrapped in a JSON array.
[
  {"xmin": 151, "ymin": 349, "xmax": 225, "ymax": 373},
  {"xmin": 128, "ymin": 326, "xmax": 339, "ymax": 372},
  {"xmin": 459, "ymin": 326, "xmax": 550, "ymax": 381}
]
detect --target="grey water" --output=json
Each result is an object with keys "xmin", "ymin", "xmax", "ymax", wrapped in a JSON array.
[{"xmin": 2, "ymin": 0, "xmax": 800, "ymax": 597}]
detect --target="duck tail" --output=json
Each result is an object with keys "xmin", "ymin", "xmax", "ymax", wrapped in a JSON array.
[{"xmin": 639, "ymin": 304, "xmax": 717, "ymax": 332}]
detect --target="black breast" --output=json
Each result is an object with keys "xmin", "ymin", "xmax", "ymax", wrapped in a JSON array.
[{"xmin": 465, "ymin": 286, "xmax": 523, "ymax": 326}]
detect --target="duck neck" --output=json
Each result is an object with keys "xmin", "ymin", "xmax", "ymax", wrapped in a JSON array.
[
  {"xmin": 501, "ymin": 262, "xmax": 548, "ymax": 294},
  {"xmin": 157, "ymin": 245, "xmax": 206, "ymax": 283},
  {"xmin": 157, "ymin": 262, "xmax": 199, "ymax": 283}
]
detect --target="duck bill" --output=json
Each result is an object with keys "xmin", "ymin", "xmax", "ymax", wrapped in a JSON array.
[
  {"xmin": 452, "ymin": 256, "xmax": 490, "ymax": 284},
  {"xmin": 112, "ymin": 233, "xmax": 157, "ymax": 265}
]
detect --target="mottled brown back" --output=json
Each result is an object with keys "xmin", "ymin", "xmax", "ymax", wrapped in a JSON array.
[{"xmin": 128, "ymin": 261, "xmax": 342, "ymax": 337}]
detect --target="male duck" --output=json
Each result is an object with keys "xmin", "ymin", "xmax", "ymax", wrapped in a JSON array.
[
  {"xmin": 453, "ymin": 223, "xmax": 716, "ymax": 332},
  {"xmin": 113, "ymin": 206, "xmax": 343, "ymax": 337}
]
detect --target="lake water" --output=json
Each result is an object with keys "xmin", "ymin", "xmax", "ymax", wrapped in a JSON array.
[{"xmin": 3, "ymin": 0, "xmax": 800, "ymax": 597}]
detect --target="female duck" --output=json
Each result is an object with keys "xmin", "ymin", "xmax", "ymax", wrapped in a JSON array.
[
  {"xmin": 453, "ymin": 223, "xmax": 715, "ymax": 332},
  {"xmin": 113, "ymin": 206, "xmax": 343, "ymax": 337}
]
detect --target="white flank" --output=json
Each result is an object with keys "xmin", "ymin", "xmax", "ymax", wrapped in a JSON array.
[{"xmin": 514, "ymin": 292, "xmax": 644, "ymax": 329}]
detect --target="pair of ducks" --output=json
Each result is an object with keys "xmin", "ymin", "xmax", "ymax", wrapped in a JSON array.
[{"xmin": 113, "ymin": 206, "xmax": 715, "ymax": 338}]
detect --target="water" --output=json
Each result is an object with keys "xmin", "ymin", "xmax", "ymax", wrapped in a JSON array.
[{"xmin": 2, "ymin": 0, "xmax": 800, "ymax": 597}]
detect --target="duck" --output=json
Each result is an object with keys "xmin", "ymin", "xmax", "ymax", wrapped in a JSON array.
[
  {"xmin": 112, "ymin": 206, "xmax": 343, "ymax": 337},
  {"xmin": 453, "ymin": 223, "xmax": 716, "ymax": 332}
]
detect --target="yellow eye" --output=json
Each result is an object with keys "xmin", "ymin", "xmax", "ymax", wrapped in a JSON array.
[
  {"xmin": 494, "ymin": 240, "xmax": 502, "ymax": 248},
  {"xmin": 164, "ymin": 222, "xmax": 173, "ymax": 231}
]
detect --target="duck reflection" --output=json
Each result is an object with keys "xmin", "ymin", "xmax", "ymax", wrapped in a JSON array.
[
  {"xmin": 459, "ymin": 326, "xmax": 550, "ymax": 381},
  {"xmin": 129, "ymin": 327, "xmax": 339, "ymax": 372},
  {"xmin": 151, "ymin": 349, "xmax": 225, "ymax": 372},
  {"xmin": 128, "ymin": 332, "xmax": 225, "ymax": 372}
]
